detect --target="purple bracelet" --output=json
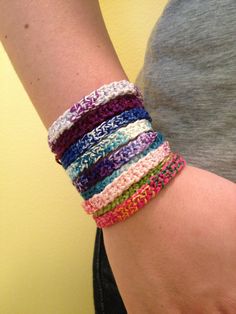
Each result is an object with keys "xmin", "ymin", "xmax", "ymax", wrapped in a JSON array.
[
  {"xmin": 73, "ymin": 131, "xmax": 163, "ymax": 193},
  {"xmin": 48, "ymin": 80, "xmax": 142, "ymax": 147},
  {"xmin": 60, "ymin": 107, "xmax": 152, "ymax": 169},
  {"xmin": 52, "ymin": 95, "xmax": 144, "ymax": 163},
  {"xmin": 52, "ymin": 94, "xmax": 144, "ymax": 159}
]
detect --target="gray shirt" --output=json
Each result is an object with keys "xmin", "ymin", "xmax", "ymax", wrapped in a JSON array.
[{"xmin": 136, "ymin": 0, "xmax": 236, "ymax": 182}]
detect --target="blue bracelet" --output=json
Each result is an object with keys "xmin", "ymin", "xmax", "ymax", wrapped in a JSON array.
[
  {"xmin": 79, "ymin": 131, "xmax": 164, "ymax": 196},
  {"xmin": 60, "ymin": 107, "xmax": 152, "ymax": 168},
  {"xmin": 66, "ymin": 120, "xmax": 153, "ymax": 180}
]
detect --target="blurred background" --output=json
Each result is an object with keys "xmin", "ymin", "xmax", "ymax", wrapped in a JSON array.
[{"xmin": 0, "ymin": 1, "xmax": 168, "ymax": 313}]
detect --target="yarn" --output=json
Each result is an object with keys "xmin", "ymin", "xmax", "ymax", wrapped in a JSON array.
[
  {"xmin": 94, "ymin": 154, "xmax": 186, "ymax": 228},
  {"xmin": 80, "ymin": 131, "xmax": 164, "ymax": 199},
  {"xmin": 52, "ymin": 94, "xmax": 143, "ymax": 157},
  {"xmin": 60, "ymin": 107, "xmax": 152, "ymax": 168},
  {"xmin": 83, "ymin": 141, "xmax": 171, "ymax": 214},
  {"xmin": 47, "ymin": 80, "xmax": 186, "ymax": 228},
  {"xmin": 48, "ymin": 80, "xmax": 142, "ymax": 145}
]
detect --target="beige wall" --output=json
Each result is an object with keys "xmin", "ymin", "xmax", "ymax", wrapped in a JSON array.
[{"xmin": 0, "ymin": 1, "xmax": 167, "ymax": 313}]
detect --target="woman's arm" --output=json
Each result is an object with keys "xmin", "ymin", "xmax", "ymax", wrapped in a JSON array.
[
  {"xmin": 0, "ymin": 0, "xmax": 127, "ymax": 128},
  {"xmin": 1, "ymin": 1, "xmax": 236, "ymax": 313}
]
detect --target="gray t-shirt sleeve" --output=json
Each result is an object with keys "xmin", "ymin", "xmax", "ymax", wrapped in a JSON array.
[{"xmin": 135, "ymin": 0, "xmax": 236, "ymax": 182}]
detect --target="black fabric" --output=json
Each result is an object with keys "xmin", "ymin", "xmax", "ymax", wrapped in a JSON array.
[{"xmin": 93, "ymin": 228, "xmax": 127, "ymax": 314}]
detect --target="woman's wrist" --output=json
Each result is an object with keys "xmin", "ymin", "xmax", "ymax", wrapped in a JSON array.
[
  {"xmin": 47, "ymin": 79, "xmax": 186, "ymax": 228},
  {"xmin": 102, "ymin": 165, "xmax": 236, "ymax": 312}
]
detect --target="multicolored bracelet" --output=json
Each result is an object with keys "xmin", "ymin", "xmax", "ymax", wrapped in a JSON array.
[
  {"xmin": 47, "ymin": 80, "xmax": 186, "ymax": 228},
  {"xmin": 73, "ymin": 122, "xmax": 155, "ymax": 192},
  {"xmin": 52, "ymin": 94, "xmax": 143, "ymax": 158},
  {"xmin": 67, "ymin": 120, "xmax": 153, "ymax": 181},
  {"xmin": 80, "ymin": 131, "xmax": 164, "ymax": 200},
  {"xmin": 48, "ymin": 80, "xmax": 142, "ymax": 146},
  {"xmin": 93, "ymin": 153, "xmax": 186, "ymax": 228},
  {"xmin": 59, "ymin": 107, "xmax": 152, "ymax": 168},
  {"xmin": 67, "ymin": 129, "xmax": 156, "ymax": 181},
  {"xmin": 83, "ymin": 141, "xmax": 171, "ymax": 214},
  {"xmin": 93, "ymin": 152, "xmax": 174, "ymax": 217}
]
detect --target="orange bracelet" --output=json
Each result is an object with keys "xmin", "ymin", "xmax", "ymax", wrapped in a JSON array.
[{"xmin": 93, "ymin": 153, "xmax": 186, "ymax": 228}]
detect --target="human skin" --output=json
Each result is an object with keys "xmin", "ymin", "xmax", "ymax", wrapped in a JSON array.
[{"xmin": 0, "ymin": 1, "xmax": 236, "ymax": 313}]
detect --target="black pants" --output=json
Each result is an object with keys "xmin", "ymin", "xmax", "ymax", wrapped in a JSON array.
[{"xmin": 93, "ymin": 227, "xmax": 127, "ymax": 314}]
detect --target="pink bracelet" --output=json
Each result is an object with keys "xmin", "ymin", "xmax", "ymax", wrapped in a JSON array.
[
  {"xmin": 83, "ymin": 141, "xmax": 171, "ymax": 214},
  {"xmin": 47, "ymin": 79, "xmax": 187, "ymax": 228},
  {"xmin": 93, "ymin": 153, "xmax": 186, "ymax": 228}
]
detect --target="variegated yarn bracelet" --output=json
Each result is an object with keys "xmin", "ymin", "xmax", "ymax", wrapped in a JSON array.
[{"xmin": 47, "ymin": 80, "xmax": 186, "ymax": 228}]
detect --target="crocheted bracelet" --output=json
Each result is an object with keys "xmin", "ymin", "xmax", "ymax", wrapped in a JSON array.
[
  {"xmin": 67, "ymin": 129, "xmax": 155, "ymax": 181},
  {"xmin": 60, "ymin": 107, "xmax": 152, "ymax": 168},
  {"xmin": 83, "ymin": 141, "xmax": 171, "ymax": 214},
  {"xmin": 48, "ymin": 80, "xmax": 142, "ymax": 146},
  {"xmin": 80, "ymin": 131, "xmax": 164, "ymax": 200},
  {"xmin": 47, "ymin": 80, "xmax": 186, "ymax": 228},
  {"xmin": 92, "ymin": 153, "xmax": 173, "ymax": 217},
  {"xmin": 73, "ymin": 121, "xmax": 155, "ymax": 192},
  {"xmin": 92, "ymin": 152, "xmax": 173, "ymax": 217},
  {"xmin": 67, "ymin": 120, "xmax": 153, "ymax": 181},
  {"xmin": 52, "ymin": 94, "xmax": 143, "ymax": 158},
  {"xmin": 94, "ymin": 153, "xmax": 186, "ymax": 228}
]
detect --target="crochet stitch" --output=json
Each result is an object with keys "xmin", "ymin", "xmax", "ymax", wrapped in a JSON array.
[
  {"xmin": 67, "ymin": 130, "xmax": 156, "ymax": 180},
  {"xmin": 73, "ymin": 121, "xmax": 156, "ymax": 192},
  {"xmin": 83, "ymin": 141, "xmax": 171, "ymax": 214},
  {"xmin": 80, "ymin": 131, "xmax": 164, "ymax": 199},
  {"xmin": 60, "ymin": 107, "xmax": 152, "ymax": 168},
  {"xmin": 92, "ymin": 153, "xmax": 172, "ymax": 217},
  {"xmin": 52, "ymin": 94, "xmax": 144, "ymax": 158},
  {"xmin": 48, "ymin": 80, "xmax": 142, "ymax": 146},
  {"xmin": 47, "ymin": 80, "xmax": 187, "ymax": 228},
  {"xmin": 66, "ymin": 120, "xmax": 152, "ymax": 180},
  {"xmin": 94, "ymin": 153, "xmax": 186, "ymax": 228}
]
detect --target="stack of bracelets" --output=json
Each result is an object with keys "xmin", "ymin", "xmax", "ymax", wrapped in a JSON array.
[{"xmin": 47, "ymin": 80, "xmax": 186, "ymax": 228}]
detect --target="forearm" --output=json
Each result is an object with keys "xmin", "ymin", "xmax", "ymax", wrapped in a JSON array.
[{"xmin": 0, "ymin": 0, "xmax": 127, "ymax": 128}]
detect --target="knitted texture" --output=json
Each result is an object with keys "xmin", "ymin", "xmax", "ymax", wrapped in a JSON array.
[
  {"xmin": 66, "ymin": 119, "xmax": 154, "ymax": 181},
  {"xmin": 48, "ymin": 80, "xmax": 142, "ymax": 146},
  {"xmin": 94, "ymin": 153, "xmax": 186, "ymax": 228},
  {"xmin": 93, "ymin": 153, "xmax": 172, "ymax": 217},
  {"xmin": 47, "ymin": 80, "xmax": 187, "ymax": 228},
  {"xmin": 67, "ymin": 129, "xmax": 155, "ymax": 180},
  {"xmin": 80, "ymin": 131, "xmax": 164, "ymax": 200},
  {"xmin": 60, "ymin": 107, "xmax": 152, "ymax": 168},
  {"xmin": 52, "ymin": 94, "xmax": 143, "ymax": 158},
  {"xmin": 83, "ymin": 141, "xmax": 171, "ymax": 214},
  {"xmin": 73, "ymin": 120, "xmax": 155, "ymax": 192}
]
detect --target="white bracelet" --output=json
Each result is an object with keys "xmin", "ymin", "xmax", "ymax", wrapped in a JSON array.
[{"xmin": 47, "ymin": 80, "xmax": 142, "ymax": 147}]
